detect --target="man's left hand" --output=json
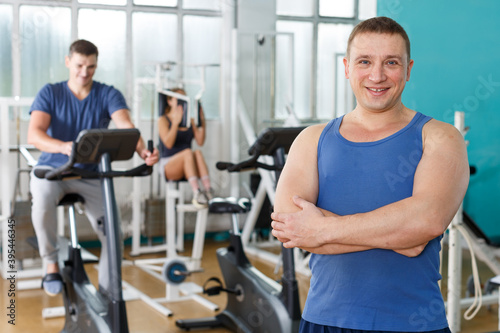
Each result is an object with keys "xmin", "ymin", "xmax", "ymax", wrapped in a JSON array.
[{"xmin": 271, "ymin": 195, "xmax": 326, "ymax": 249}]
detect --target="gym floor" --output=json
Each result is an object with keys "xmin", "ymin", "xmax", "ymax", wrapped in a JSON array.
[{"xmin": 1, "ymin": 239, "xmax": 499, "ymax": 333}]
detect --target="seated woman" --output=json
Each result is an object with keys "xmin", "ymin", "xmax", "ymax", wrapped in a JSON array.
[{"xmin": 158, "ymin": 88, "xmax": 213, "ymax": 207}]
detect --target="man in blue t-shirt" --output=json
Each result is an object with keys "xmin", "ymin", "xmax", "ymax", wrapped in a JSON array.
[
  {"xmin": 271, "ymin": 17, "xmax": 469, "ymax": 333},
  {"xmin": 27, "ymin": 39, "xmax": 159, "ymax": 296}
]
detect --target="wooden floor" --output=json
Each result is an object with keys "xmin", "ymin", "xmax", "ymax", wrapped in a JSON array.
[{"xmin": 2, "ymin": 239, "xmax": 500, "ymax": 333}]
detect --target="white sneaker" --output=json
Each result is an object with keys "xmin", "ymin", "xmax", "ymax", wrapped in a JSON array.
[
  {"xmin": 192, "ymin": 190, "xmax": 208, "ymax": 208},
  {"xmin": 204, "ymin": 188, "xmax": 214, "ymax": 202}
]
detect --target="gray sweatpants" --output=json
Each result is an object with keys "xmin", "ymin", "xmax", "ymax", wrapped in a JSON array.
[{"xmin": 30, "ymin": 166, "xmax": 110, "ymax": 289}]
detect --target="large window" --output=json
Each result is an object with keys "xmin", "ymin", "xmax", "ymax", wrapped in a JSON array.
[
  {"xmin": 359, "ymin": 0, "xmax": 378, "ymax": 20},
  {"xmin": 319, "ymin": 0, "xmax": 355, "ymax": 18},
  {"xmin": 0, "ymin": 5, "xmax": 12, "ymax": 96},
  {"xmin": 4, "ymin": 0, "xmax": 222, "ymax": 121},
  {"xmin": 276, "ymin": 21, "xmax": 313, "ymax": 119},
  {"xmin": 132, "ymin": 12, "xmax": 177, "ymax": 80},
  {"xmin": 132, "ymin": 12, "xmax": 177, "ymax": 119},
  {"xmin": 79, "ymin": 9, "xmax": 127, "ymax": 94},
  {"xmin": 317, "ymin": 23, "xmax": 354, "ymax": 119},
  {"xmin": 183, "ymin": 15, "xmax": 222, "ymax": 121},
  {"xmin": 20, "ymin": 6, "xmax": 71, "ymax": 98},
  {"xmin": 79, "ymin": 0, "xmax": 126, "ymax": 5},
  {"xmin": 276, "ymin": 0, "xmax": 314, "ymax": 17},
  {"xmin": 277, "ymin": 0, "xmax": 377, "ymax": 120},
  {"xmin": 4, "ymin": 0, "xmax": 376, "ymax": 121},
  {"xmin": 183, "ymin": 0, "xmax": 221, "ymax": 11},
  {"xmin": 133, "ymin": 0, "xmax": 176, "ymax": 6}
]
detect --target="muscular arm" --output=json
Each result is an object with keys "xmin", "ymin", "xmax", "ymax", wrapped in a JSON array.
[
  {"xmin": 27, "ymin": 111, "xmax": 72, "ymax": 155},
  {"xmin": 273, "ymin": 125, "xmax": 322, "ymax": 216},
  {"xmin": 273, "ymin": 125, "xmax": 417, "ymax": 256},
  {"xmin": 273, "ymin": 125, "xmax": 369, "ymax": 255},
  {"xmin": 272, "ymin": 119, "xmax": 469, "ymax": 256},
  {"xmin": 292, "ymin": 204, "xmax": 426, "ymax": 257},
  {"xmin": 111, "ymin": 109, "xmax": 159, "ymax": 166}
]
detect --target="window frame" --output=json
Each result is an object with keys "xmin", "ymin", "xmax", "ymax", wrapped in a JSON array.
[
  {"xmin": 4, "ymin": 0, "xmax": 222, "ymax": 120},
  {"xmin": 277, "ymin": 0, "xmax": 375, "ymax": 120}
]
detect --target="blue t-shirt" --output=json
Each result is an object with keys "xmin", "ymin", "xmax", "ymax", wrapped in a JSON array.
[
  {"xmin": 29, "ymin": 81, "xmax": 128, "ymax": 169},
  {"xmin": 302, "ymin": 112, "xmax": 449, "ymax": 331}
]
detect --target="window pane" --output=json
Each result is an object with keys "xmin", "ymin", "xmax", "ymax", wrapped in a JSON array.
[
  {"xmin": 79, "ymin": 9, "xmax": 127, "ymax": 96},
  {"xmin": 134, "ymin": 0, "xmax": 177, "ymax": 7},
  {"xmin": 277, "ymin": 0, "xmax": 313, "ymax": 17},
  {"xmin": 78, "ymin": 0, "xmax": 126, "ymax": 5},
  {"xmin": 334, "ymin": 53, "xmax": 354, "ymax": 117},
  {"xmin": 20, "ymin": 6, "xmax": 71, "ymax": 98},
  {"xmin": 0, "ymin": 5, "xmax": 12, "ymax": 96},
  {"xmin": 316, "ymin": 23, "xmax": 353, "ymax": 119},
  {"xmin": 183, "ymin": 0, "xmax": 220, "ymax": 11},
  {"xmin": 133, "ymin": 12, "xmax": 177, "ymax": 119},
  {"xmin": 319, "ymin": 0, "xmax": 355, "ymax": 18},
  {"xmin": 273, "ymin": 33, "xmax": 294, "ymax": 121},
  {"xmin": 276, "ymin": 21, "xmax": 313, "ymax": 119},
  {"xmin": 183, "ymin": 15, "xmax": 221, "ymax": 119},
  {"xmin": 359, "ymin": 0, "xmax": 377, "ymax": 20}
]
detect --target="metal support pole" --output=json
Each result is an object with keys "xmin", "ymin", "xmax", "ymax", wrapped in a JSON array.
[
  {"xmin": 0, "ymin": 97, "xmax": 34, "ymax": 279},
  {"xmin": 1, "ymin": 101, "xmax": 11, "ymax": 279},
  {"xmin": 447, "ymin": 111, "xmax": 466, "ymax": 333},
  {"xmin": 447, "ymin": 204, "xmax": 463, "ymax": 333},
  {"xmin": 99, "ymin": 153, "xmax": 123, "ymax": 300}
]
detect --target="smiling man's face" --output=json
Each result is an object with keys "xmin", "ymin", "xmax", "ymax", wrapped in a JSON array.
[{"xmin": 344, "ymin": 32, "xmax": 414, "ymax": 114}]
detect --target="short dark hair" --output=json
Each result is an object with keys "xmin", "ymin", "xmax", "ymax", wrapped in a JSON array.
[
  {"xmin": 346, "ymin": 16, "xmax": 411, "ymax": 61},
  {"xmin": 68, "ymin": 39, "xmax": 99, "ymax": 58}
]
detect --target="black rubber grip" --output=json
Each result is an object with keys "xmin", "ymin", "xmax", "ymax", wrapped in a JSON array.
[
  {"xmin": 216, "ymin": 162, "xmax": 234, "ymax": 170},
  {"xmin": 34, "ymin": 168, "xmax": 50, "ymax": 179}
]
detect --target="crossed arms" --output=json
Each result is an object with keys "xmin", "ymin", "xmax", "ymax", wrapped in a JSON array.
[{"xmin": 271, "ymin": 119, "xmax": 469, "ymax": 257}]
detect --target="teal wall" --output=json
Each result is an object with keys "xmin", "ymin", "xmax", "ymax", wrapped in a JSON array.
[{"xmin": 377, "ymin": 0, "xmax": 500, "ymax": 237}]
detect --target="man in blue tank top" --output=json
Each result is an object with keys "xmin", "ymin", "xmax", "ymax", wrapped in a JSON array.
[
  {"xmin": 271, "ymin": 17, "xmax": 469, "ymax": 333},
  {"xmin": 27, "ymin": 40, "xmax": 159, "ymax": 296}
]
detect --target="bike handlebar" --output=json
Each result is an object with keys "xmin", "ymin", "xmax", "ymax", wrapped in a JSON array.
[
  {"xmin": 215, "ymin": 127, "xmax": 306, "ymax": 173},
  {"xmin": 215, "ymin": 158, "xmax": 279, "ymax": 173},
  {"xmin": 34, "ymin": 163, "xmax": 153, "ymax": 180},
  {"xmin": 35, "ymin": 137, "xmax": 154, "ymax": 181}
]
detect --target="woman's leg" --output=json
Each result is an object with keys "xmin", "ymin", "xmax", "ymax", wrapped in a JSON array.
[
  {"xmin": 164, "ymin": 149, "xmax": 201, "ymax": 192},
  {"xmin": 164, "ymin": 149, "xmax": 210, "ymax": 206},
  {"xmin": 193, "ymin": 150, "xmax": 211, "ymax": 191}
]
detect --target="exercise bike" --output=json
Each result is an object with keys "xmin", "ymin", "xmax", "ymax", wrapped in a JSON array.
[
  {"xmin": 176, "ymin": 126, "xmax": 305, "ymax": 333},
  {"xmin": 35, "ymin": 128, "xmax": 153, "ymax": 333}
]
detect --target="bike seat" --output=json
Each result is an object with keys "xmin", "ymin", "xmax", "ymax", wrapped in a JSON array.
[
  {"xmin": 208, "ymin": 197, "xmax": 251, "ymax": 214},
  {"xmin": 58, "ymin": 193, "xmax": 85, "ymax": 206}
]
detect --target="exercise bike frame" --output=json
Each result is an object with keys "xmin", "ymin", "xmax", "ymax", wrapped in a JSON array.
[
  {"xmin": 36, "ymin": 128, "xmax": 152, "ymax": 333},
  {"xmin": 176, "ymin": 126, "xmax": 304, "ymax": 333}
]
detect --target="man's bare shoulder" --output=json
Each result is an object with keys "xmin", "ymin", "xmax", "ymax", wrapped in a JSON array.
[
  {"xmin": 285, "ymin": 123, "xmax": 329, "ymax": 167},
  {"xmin": 294, "ymin": 123, "xmax": 328, "ymax": 146},
  {"xmin": 423, "ymin": 118, "xmax": 463, "ymax": 138},
  {"xmin": 422, "ymin": 118, "xmax": 466, "ymax": 152}
]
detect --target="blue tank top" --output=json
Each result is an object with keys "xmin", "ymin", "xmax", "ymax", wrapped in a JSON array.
[
  {"xmin": 159, "ymin": 116, "xmax": 194, "ymax": 158},
  {"xmin": 303, "ymin": 112, "xmax": 449, "ymax": 331}
]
